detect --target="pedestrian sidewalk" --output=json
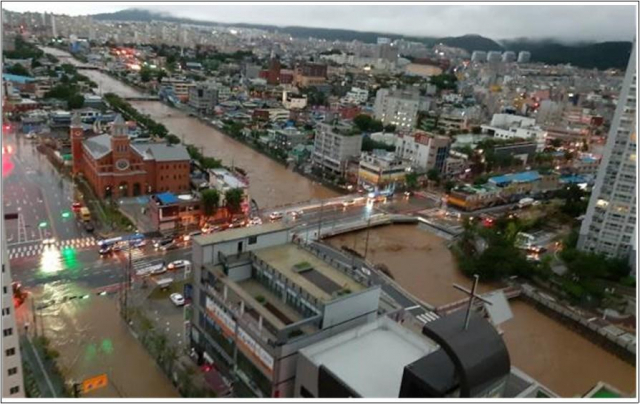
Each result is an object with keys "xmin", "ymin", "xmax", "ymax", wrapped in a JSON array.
[{"xmin": 20, "ymin": 335, "xmax": 67, "ymax": 398}]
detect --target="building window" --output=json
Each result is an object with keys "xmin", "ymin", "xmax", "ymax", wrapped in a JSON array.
[
  {"xmin": 8, "ymin": 367, "xmax": 18, "ymax": 376},
  {"xmin": 3, "ymin": 286, "xmax": 7, "ymax": 294},
  {"xmin": 248, "ymin": 236, "xmax": 258, "ymax": 245},
  {"xmin": 3, "ymin": 328, "xmax": 13, "ymax": 337},
  {"xmin": 9, "ymin": 386, "xmax": 19, "ymax": 395},
  {"xmin": 2, "ymin": 307, "xmax": 10, "ymax": 316},
  {"xmin": 6, "ymin": 348, "xmax": 16, "ymax": 356}
]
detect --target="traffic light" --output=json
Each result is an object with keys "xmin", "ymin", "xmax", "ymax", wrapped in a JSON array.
[
  {"xmin": 38, "ymin": 221, "xmax": 48, "ymax": 228},
  {"xmin": 62, "ymin": 211, "xmax": 71, "ymax": 219}
]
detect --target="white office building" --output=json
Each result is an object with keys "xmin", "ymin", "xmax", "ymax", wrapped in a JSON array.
[
  {"xmin": 481, "ymin": 114, "xmax": 547, "ymax": 151},
  {"xmin": 2, "ymin": 230, "xmax": 24, "ymax": 398},
  {"xmin": 578, "ymin": 43, "xmax": 637, "ymax": 273},
  {"xmin": 396, "ymin": 131, "xmax": 451, "ymax": 173},
  {"xmin": 342, "ymin": 87, "xmax": 369, "ymax": 105},
  {"xmin": 313, "ymin": 122, "xmax": 363, "ymax": 175},
  {"xmin": 374, "ymin": 88, "xmax": 430, "ymax": 131}
]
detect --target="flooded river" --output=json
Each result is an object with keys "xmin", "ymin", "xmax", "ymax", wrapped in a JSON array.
[
  {"xmin": 42, "ymin": 47, "xmax": 636, "ymax": 397},
  {"xmin": 42, "ymin": 47, "xmax": 336, "ymax": 209},
  {"xmin": 327, "ymin": 224, "xmax": 636, "ymax": 397}
]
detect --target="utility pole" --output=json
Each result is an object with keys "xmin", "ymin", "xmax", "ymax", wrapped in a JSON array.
[
  {"xmin": 317, "ymin": 200, "xmax": 324, "ymax": 241},
  {"xmin": 363, "ymin": 215, "xmax": 373, "ymax": 261}
]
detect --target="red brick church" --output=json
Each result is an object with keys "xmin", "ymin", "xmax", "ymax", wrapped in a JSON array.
[{"xmin": 71, "ymin": 113, "xmax": 192, "ymax": 199}]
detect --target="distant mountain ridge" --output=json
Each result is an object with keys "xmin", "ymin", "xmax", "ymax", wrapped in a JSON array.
[{"xmin": 92, "ymin": 9, "xmax": 632, "ymax": 69}]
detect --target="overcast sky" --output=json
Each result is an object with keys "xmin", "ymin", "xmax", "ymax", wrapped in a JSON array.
[{"xmin": 2, "ymin": 2, "xmax": 637, "ymax": 42}]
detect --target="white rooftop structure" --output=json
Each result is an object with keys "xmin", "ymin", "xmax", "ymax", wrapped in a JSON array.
[
  {"xmin": 297, "ymin": 317, "xmax": 436, "ymax": 398},
  {"xmin": 209, "ymin": 168, "xmax": 248, "ymax": 191}
]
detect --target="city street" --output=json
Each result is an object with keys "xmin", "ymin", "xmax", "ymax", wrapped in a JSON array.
[
  {"xmin": 3, "ymin": 128, "xmax": 193, "ymax": 292},
  {"xmin": 3, "ymin": 128, "xmax": 89, "ymax": 244}
]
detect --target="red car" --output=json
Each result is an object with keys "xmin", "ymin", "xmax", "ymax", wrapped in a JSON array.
[{"xmin": 72, "ymin": 202, "xmax": 82, "ymax": 212}]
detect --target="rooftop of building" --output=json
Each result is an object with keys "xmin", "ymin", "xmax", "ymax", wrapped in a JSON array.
[
  {"xmin": 253, "ymin": 243, "xmax": 364, "ymax": 302},
  {"xmin": 489, "ymin": 170, "xmax": 541, "ymax": 186},
  {"xmin": 83, "ymin": 133, "xmax": 190, "ymax": 161},
  {"xmin": 299, "ymin": 316, "xmax": 437, "ymax": 398},
  {"xmin": 194, "ymin": 222, "xmax": 289, "ymax": 246},
  {"xmin": 3, "ymin": 73, "xmax": 35, "ymax": 83},
  {"xmin": 209, "ymin": 168, "xmax": 248, "ymax": 190},
  {"xmin": 452, "ymin": 183, "xmax": 498, "ymax": 195},
  {"xmin": 583, "ymin": 382, "xmax": 626, "ymax": 398}
]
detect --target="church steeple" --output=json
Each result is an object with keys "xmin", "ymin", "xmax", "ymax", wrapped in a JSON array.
[
  {"xmin": 71, "ymin": 112, "xmax": 84, "ymax": 176},
  {"xmin": 111, "ymin": 114, "xmax": 127, "ymax": 137}
]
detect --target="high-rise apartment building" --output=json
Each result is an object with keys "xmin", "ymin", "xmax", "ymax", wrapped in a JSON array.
[
  {"xmin": 517, "ymin": 51, "xmax": 531, "ymax": 63},
  {"xmin": 578, "ymin": 43, "xmax": 636, "ymax": 273},
  {"xmin": 2, "ymin": 230, "xmax": 24, "ymax": 398}
]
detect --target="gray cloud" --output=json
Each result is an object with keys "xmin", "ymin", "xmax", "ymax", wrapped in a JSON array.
[{"xmin": 2, "ymin": 3, "xmax": 636, "ymax": 42}]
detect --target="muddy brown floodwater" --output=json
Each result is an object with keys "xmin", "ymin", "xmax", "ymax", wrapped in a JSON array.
[
  {"xmin": 327, "ymin": 224, "xmax": 636, "ymax": 397},
  {"xmin": 45, "ymin": 54, "xmax": 338, "ymax": 209},
  {"xmin": 27, "ymin": 282, "xmax": 179, "ymax": 398},
  {"xmin": 131, "ymin": 100, "xmax": 337, "ymax": 208}
]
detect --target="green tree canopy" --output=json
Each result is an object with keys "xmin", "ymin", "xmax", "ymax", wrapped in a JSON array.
[
  {"xmin": 201, "ymin": 189, "xmax": 220, "ymax": 218},
  {"xmin": 353, "ymin": 114, "xmax": 384, "ymax": 133},
  {"xmin": 67, "ymin": 93, "xmax": 85, "ymax": 110},
  {"xmin": 405, "ymin": 172, "xmax": 419, "ymax": 190},
  {"xmin": 6, "ymin": 63, "xmax": 31, "ymax": 77},
  {"xmin": 224, "ymin": 188, "xmax": 244, "ymax": 214}
]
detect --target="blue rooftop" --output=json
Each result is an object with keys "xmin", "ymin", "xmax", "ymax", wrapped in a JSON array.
[
  {"xmin": 3, "ymin": 73, "xmax": 35, "ymax": 84},
  {"xmin": 560, "ymin": 174, "xmax": 588, "ymax": 184},
  {"xmin": 489, "ymin": 171, "xmax": 540, "ymax": 186},
  {"xmin": 155, "ymin": 192, "xmax": 179, "ymax": 205}
]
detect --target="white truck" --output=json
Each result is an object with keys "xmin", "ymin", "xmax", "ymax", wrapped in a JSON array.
[
  {"xmin": 518, "ymin": 197, "xmax": 535, "ymax": 209},
  {"xmin": 155, "ymin": 277, "xmax": 174, "ymax": 290}
]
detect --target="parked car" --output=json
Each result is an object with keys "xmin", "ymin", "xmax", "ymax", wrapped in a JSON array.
[
  {"xmin": 168, "ymin": 260, "xmax": 191, "ymax": 271},
  {"xmin": 72, "ymin": 202, "xmax": 82, "ymax": 212},
  {"xmin": 154, "ymin": 236, "xmax": 174, "ymax": 250},
  {"xmin": 269, "ymin": 211, "xmax": 283, "ymax": 221},
  {"xmin": 342, "ymin": 199, "xmax": 356, "ymax": 208},
  {"xmin": 160, "ymin": 242, "xmax": 179, "ymax": 252},
  {"xmin": 170, "ymin": 293, "xmax": 185, "ymax": 306}
]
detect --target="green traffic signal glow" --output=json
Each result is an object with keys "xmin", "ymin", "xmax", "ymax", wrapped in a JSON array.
[
  {"xmin": 38, "ymin": 221, "xmax": 48, "ymax": 228},
  {"xmin": 61, "ymin": 247, "xmax": 79, "ymax": 271},
  {"xmin": 62, "ymin": 211, "xmax": 71, "ymax": 218}
]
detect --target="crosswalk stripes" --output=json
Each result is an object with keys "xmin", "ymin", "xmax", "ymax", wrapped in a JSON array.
[
  {"xmin": 7, "ymin": 236, "xmax": 98, "ymax": 260},
  {"xmin": 416, "ymin": 311, "xmax": 440, "ymax": 324}
]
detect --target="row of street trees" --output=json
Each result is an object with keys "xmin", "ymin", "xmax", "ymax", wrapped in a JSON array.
[{"xmin": 201, "ymin": 188, "xmax": 245, "ymax": 223}]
